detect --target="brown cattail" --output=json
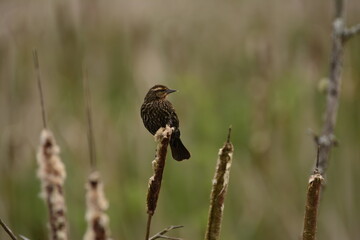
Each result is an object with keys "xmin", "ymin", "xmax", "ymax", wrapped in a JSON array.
[
  {"xmin": 37, "ymin": 129, "xmax": 68, "ymax": 240},
  {"xmin": 84, "ymin": 171, "xmax": 111, "ymax": 240},
  {"xmin": 145, "ymin": 125, "xmax": 173, "ymax": 240},
  {"xmin": 302, "ymin": 172, "xmax": 324, "ymax": 240},
  {"xmin": 205, "ymin": 127, "xmax": 234, "ymax": 240},
  {"xmin": 146, "ymin": 125, "xmax": 173, "ymax": 216}
]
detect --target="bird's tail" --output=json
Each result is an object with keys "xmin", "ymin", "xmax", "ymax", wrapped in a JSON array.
[{"xmin": 170, "ymin": 137, "xmax": 191, "ymax": 161}]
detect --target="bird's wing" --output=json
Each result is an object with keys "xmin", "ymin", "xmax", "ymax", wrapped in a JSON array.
[{"xmin": 163, "ymin": 100, "xmax": 179, "ymax": 128}]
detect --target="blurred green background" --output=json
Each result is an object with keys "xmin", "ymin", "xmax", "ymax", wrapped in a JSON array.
[{"xmin": 1, "ymin": 0, "xmax": 360, "ymax": 239}]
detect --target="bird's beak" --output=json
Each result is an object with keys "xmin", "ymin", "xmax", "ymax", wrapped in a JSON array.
[{"xmin": 166, "ymin": 89, "xmax": 177, "ymax": 94}]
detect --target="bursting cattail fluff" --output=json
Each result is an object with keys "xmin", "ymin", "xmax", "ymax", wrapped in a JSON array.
[
  {"xmin": 84, "ymin": 171, "xmax": 111, "ymax": 240},
  {"xmin": 37, "ymin": 129, "xmax": 68, "ymax": 240}
]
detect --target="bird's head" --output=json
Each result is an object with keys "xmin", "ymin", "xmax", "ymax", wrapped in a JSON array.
[{"xmin": 145, "ymin": 85, "xmax": 176, "ymax": 101}]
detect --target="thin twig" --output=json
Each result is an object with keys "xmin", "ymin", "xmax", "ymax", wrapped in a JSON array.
[
  {"xmin": 83, "ymin": 66, "xmax": 97, "ymax": 170},
  {"xmin": 149, "ymin": 225, "xmax": 184, "ymax": 240},
  {"xmin": 0, "ymin": 217, "xmax": 17, "ymax": 240},
  {"xmin": 342, "ymin": 23, "xmax": 360, "ymax": 42},
  {"xmin": 32, "ymin": 49, "xmax": 47, "ymax": 129},
  {"xmin": 151, "ymin": 236, "xmax": 181, "ymax": 240},
  {"xmin": 19, "ymin": 235, "xmax": 31, "ymax": 240}
]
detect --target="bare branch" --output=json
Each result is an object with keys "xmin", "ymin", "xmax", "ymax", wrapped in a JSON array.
[
  {"xmin": 0, "ymin": 217, "xmax": 17, "ymax": 240},
  {"xmin": 317, "ymin": 0, "xmax": 346, "ymax": 173},
  {"xmin": 204, "ymin": 128, "xmax": 234, "ymax": 240},
  {"xmin": 32, "ymin": 49, "xmax": 47, "ymax": 129},
  {"xmin": 318, "ymin": 0, "xmax": 360, "ymax": 173},
  {"xmin": 149, "ymin": 225, "xmax": 184, "ymax": 240}
]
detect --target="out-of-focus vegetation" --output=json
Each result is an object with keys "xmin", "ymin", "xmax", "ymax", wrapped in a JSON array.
[{"xmin": 0, "ymin": 0, "xmax": 360, "ymax": 239}]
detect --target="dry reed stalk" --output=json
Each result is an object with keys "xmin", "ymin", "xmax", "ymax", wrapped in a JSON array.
[
  {"xmin": 0, "ymin": 217, "xmax": 18, "ymax": 240},
  {"xmin": 204, "ymin": 127, "xmax": 234, "ymax": 240},
  {"xmin": 37, "ymin": 129, "xmax": 68, "ymax": 240},
  {"xmin": 82, "ymin": 66, "xmax": 97, "ymax": 170},
  {"xmin": 33, "ymin": 50, "xmax": 47, "ymax": 129},
  {"xmin": 84, "ymin": 171, "xmax": 111, "ymax": 240},
  {"xmin": 145, "ymin": 126, "xmax": 173, "ymax": 240}
]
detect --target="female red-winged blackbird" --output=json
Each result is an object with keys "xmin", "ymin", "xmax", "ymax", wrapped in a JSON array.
[{"xmin": 141, "ymin": 85, "xmax": 191, "ymax": 161}]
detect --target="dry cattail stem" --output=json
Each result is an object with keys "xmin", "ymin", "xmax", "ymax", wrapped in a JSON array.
[
  {"xmin": 145, "ymin": 126, "xmax": 173, "ymax": 240},
  {"xmin": 32, "ymin": 49, "xmax": 47, "ymax": 129},
  {"xmin": 37, "ymin": 129, "xmax": 68, "ymax": 240},
  {"xmin": 82, "ymin": 66, "xmax": 97, "ymax": 170},
  {"xmin": 302, "ymin": 172, "xmax": 324, "ymax": 240},
  {"xmin": 84, "ymin": 171, "xmax": 111, "ymax": 240},
  {"xmin": 204, "ymin": 127, "xmax": 234, "ymax": 240}
]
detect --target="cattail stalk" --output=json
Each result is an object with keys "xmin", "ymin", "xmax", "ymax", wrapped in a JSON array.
[
  {"xmin": 37, "ymin": 129, "xmax": 68, "ymax": 240},
  {"xmin": 82, "ymin": 66, "xmax": 97, "ymax": 170},
  {"xmin": 145, "ymin": 126, "xmax": 173, "ymax": 240},
  {"xmin": 33, "ymin": 50, "xmax": 47, "ymax": 129},
  {"xmin": 84, "ymin": 171, "xmax": 111, "ymax": 240},
  {"xmin": 204, "ymin": 127, "xmax": 234, "ymax": 240}
]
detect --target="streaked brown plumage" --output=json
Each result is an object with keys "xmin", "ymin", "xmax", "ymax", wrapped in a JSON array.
[{"xmin": 141, "ymin": 84, "xmax": 191, "ymax": 161}]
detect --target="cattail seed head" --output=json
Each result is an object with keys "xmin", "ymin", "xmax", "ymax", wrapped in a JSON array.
[
  {"xmin": 84, "ymin": 171, "xmax": 111, "ymax": 240},
  {"xmin": 37, "ymin": 129, "xmax": 68, "ymax": 240}
]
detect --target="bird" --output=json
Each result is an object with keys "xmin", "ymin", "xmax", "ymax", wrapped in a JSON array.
[{"xmin": 141, "ymin": 84, "xmax": 191, "ymax": 161}]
